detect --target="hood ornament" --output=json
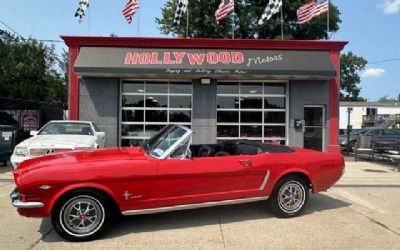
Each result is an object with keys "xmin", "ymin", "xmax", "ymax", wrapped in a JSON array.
[{"xmin": 46, "ymin": 149, "xmax": 55, "ymax": 154}]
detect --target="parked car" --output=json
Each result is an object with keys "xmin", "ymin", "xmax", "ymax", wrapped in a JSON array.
[
  {"xmin": 339, "ymin": 128, "xmax": 372, "ymax": 150},
  {"xmin": 10, "ymin": 120, "xmax": 105, "ymax": 169},
  {"xmin": 10, "ymin": 125, "xmax": 344, "ymax": 241},
  {"xmin": 340, "ymin": 128, "xmax": 400, "ymax": 151}
]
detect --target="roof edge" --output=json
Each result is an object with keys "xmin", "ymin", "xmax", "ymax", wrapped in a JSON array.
[{"xmin": 61, "ymin": 36, "xmax": 348, "ymax": 51}]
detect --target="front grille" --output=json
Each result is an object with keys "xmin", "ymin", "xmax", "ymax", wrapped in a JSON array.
[
  {"xmin": 29, "ymin": 148, "xmax": 71, "ymax": 156},
  {"xmin": 29, "ymin": 148, "xmax": 47, "ymax": 156}
]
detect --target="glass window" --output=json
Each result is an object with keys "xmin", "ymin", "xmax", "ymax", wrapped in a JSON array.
[
  {"xmin": 170, "ymin": 96, "xmax": 191, "ymax": 108},
  {"xmin": 217, "ymin": 82, "xmax": 239, "ymax": 94},
  {"xmin": 264, "ymin": 126, "xmax": 286, "ymax": 138},
  {"xmin": 121, "ymin": 124, "xmax": 144, "ymax": 137},
  {"xmin": 241, "ymin": 97, "xmax": 262, "ymax": 109},
  {"xmin": 216, "ymin": 82, "xmax": 287, "ymax": 143},
  {"xmin": 121, "ymin": 139, "xmax": 143, "ymax": 147},
  {"xmin": 122, "ymin": 110, "xmax": 144, "ymax": 122},
  {"xmin": 241, "ymin": 125, "xmax": 262, "ymax": 138},
  {"xmin": 264, "ymin": 112, "xmax": 285, "ymax": 123},
  {"xmin": 217, "ymin": 111, "xmax": 239, "ymax": 123},
  {"xmin": 264, "ymin": 97, "xmax": 285, "ymax": 109},
  {"xmin": 241, "ymin": 111, "xmax": 262, "ymax": 123},
  {"xmin": 146, "ymin": 82, "xmax": 168, "ymax": 93},
  {"xmin": 146, "ymin": 110, "xmax": 167, "ymax": 122},
  {"xmin": 217, "ymin": 126, "xmax": 239, "ymax": 137},
  {"xmin": 121, "ymin": 81, "xmax": 192, "ymax": 145},
  {"xmin": 39, "ymin": 122, "xmax": 94, "ymax": 136},
  {"xmin": 241, "ymin": 83, "xmax": 263, "ymax": 95},
  {"xmin": 122, "ymin": 82, "xmax": 144, "ymax": 93},
  {"xmin": 145, "ymin": 96, "xmax": 168, "ymax": 108},
  {"xmin": 170, "ymin": 82, "xmax": 192, "ymax": 94},
  {"xmin": 170, "ymin": 111, "xmax": 191, "ymax": 122},
  {"xmin": 264, "ymin": 83, "xmax": 285, "ymax": 95},
  {"xmin": 217, "ymin": 96, "xmax": 239, "ymax": 109},
  {"xmin": 122, "ymin": 95, "xmax": 144, "ymax": 107},
  {"xmin": 383, "ymin": 129, "xmax": 400, "ymax": 135}
]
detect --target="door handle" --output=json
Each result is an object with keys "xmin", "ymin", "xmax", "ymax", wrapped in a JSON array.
[{"xmin": 239, "ymin": 159, "xmax": 252, "ymax": 167}]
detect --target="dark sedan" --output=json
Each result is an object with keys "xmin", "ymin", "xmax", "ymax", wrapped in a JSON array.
[{"xmin": 340, "ymin": 128, "xmax": 400, "ymax": 151}]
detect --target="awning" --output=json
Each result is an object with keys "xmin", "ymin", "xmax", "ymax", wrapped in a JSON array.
[{"xmin": 74, "ymin": 47, "xmax": 336, "ymax": 79}]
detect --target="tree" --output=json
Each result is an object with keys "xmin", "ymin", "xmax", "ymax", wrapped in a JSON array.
[
  {"xmin": 0, "ymin": 30, "xmax": 67, "ymax": 103},
  {"xmin": 378, "ymin": 95, "xmax": 399, "ymax": 103},
  {"xmin": 340, "ymin": 52, "xmax": 367, "ymax": 101},
  {"xmin": 156, "ymin": 0, "xmax": 341, "ymax": 39}
]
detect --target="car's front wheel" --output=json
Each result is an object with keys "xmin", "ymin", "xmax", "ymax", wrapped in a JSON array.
[
  {"xmin": 269, "ymin": 176, "xmax": 309, "ymax": 218},
  {"xmin": 52, "ymin": 191, "xmax": 112, "ymax": 241}
]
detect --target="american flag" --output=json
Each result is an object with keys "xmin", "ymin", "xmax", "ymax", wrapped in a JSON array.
[
  {"xmin": 215, "ymin": 0, "xmax": 235, "ymax": 24},
  {"xmin": 123, "ymin": 0, "xmax": 140, "ymax": 24},
  {"xmin": 297, "ymin": 0, "xmax": 329, "ymax": 25}
]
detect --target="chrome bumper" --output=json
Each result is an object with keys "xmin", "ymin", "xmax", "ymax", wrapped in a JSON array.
[{"xmin": 10, "ymin": 188, "xmax": 44, "ymax": 209}]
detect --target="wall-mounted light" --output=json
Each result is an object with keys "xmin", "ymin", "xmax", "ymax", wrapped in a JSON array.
[{"xmin": 201, "ymin": 78, "xmax": 211, "ymax": 85}]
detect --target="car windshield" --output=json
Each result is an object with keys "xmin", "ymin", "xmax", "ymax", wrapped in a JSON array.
[
  {"xmin": 39, "ymin": 122, "xmax": 94, "ymax": 136},
  {"xmin": 143, "ymin": 125, "xmax": 188, "ymax": 158}
]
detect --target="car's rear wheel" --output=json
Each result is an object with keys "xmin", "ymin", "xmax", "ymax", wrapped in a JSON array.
[
  {"xmin": 52, "ymin": 191, "xmax": 112, "ymax": 241},
  {"xmin": 269, "ymin": 176, "xmax": 309, "ymax": 218}
]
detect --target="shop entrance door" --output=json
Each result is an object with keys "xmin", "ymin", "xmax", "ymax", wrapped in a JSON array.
[{"xmin": 303, "ymin": 106, "xmax": 325, "ymax": 151}]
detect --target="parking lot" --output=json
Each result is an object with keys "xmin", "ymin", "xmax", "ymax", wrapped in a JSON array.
[{"xmin": 1, "ymin": 160, "xmax": 400, "ymax": 250}]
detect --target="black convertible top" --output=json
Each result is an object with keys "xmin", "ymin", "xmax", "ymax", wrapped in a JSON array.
[{"xmin": 220, "ymin": 139, "xmax": 295, "ymax": 155}]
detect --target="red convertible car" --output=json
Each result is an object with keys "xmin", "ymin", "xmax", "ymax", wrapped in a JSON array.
[{"xmin": 11, "ymin": 125, "xmax": 344, "ymax": 241}]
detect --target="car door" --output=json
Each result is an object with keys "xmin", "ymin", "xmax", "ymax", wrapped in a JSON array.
[{"xmin": 157, "ymin": 154, "xmax": 250, "ymax": 207}]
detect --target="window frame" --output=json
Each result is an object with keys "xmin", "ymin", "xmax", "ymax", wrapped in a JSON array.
[
  {"xmin": 119, "ymin": 79, "xmax": 193, "ymax": 146},
  {"xmin": 216, "ymin": 80, "xmax": 288, "ymax": 143}
]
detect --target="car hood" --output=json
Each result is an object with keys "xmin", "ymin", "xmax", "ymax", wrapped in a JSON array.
[
  {"xmin": 16, "ymin": 134, "xmax": 95, "ymax": 148},
  {"xmin": 14, "ymin": 147, "xmax": 147, "ymax": 174}
]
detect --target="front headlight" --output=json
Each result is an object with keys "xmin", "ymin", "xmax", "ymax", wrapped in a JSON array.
[{"xmin": 14, "ymin": 147, "xmax": 29, "ymax": 157}]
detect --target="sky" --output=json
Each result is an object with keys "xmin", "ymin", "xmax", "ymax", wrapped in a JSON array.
[{"xmin": 0, "ymin": 0, "xmax": 399, "ymax": 101}]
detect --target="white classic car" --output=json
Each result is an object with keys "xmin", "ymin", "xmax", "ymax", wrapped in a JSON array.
[{"xmin": 11, "ymin": 120, "xmax": 105, "ymax": 169}]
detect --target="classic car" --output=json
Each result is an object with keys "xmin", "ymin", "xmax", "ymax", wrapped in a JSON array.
[
  {"xmin": 10, "ymin": 125, "xmax": 344, "ymax": 241},
  {"xmin": 11, "ymin": 120, "xmax": 105, "ymax": 169}
]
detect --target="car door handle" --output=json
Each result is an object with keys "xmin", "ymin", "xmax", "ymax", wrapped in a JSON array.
[{"xmin": 239, "ymin": 159, "xmax": 252, "ymax": 167}]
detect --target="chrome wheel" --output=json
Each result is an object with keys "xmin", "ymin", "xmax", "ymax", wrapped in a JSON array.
[
  {"xmin": 278, "ymin": 181, "xmax": 306, "ymax": 213},
  {"xmin": 60, "ymin": 195, "xmax": 105, "ymax": 237}
]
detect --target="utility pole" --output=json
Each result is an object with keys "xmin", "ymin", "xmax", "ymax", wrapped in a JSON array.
[{"xmin": 347, "ymin": 107, "xmax": 353, "ymax": 155}]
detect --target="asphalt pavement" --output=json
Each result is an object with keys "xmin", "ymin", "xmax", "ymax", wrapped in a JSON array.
[{"xmin": 0, "ymin": 159, "xmax": 399, "ymax": 250}]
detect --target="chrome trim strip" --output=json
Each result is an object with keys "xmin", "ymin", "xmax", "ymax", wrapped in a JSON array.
[
  {"xmin": 259, "ymin": 170, "xmax": 271, "ymax": 191},
  {"xmin": 122, "ymin": 196, "xmax": 269, "ymax": 216},
  {"xmin": 12, "ymin": 200, "xmax": 44, "ymax": 209}
]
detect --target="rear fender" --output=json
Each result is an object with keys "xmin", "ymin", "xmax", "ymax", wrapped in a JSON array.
[{"xmin": 268, "ymin": 168, "xmax": 314, "ymax": 194}]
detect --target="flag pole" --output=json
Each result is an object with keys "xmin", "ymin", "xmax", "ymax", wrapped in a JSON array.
[
  {"xmin": 231, "ymin": 11, "xmax": 235, "ymax": 39},
  {"xmin": 327, "ymin": 0, "xmax": 330, "ymax": 40},
  {"xmin": 280, "ymin": 3, "xmax": 283, "ymax": 40},
  {"xmin": 137, "ymin": 8, "xmax": 140, "ymax": 36},
  {"xmin": 186, "ymin": 3, "xmax": 189, "ymax": 38}
]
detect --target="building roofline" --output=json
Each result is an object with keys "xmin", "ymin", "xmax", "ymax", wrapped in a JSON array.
[
  {"xmin": 340, "ymin": 101, "xmax": 400, "ymax": 107},
  {"xmin": 61, "ymin": 36, "xmax": 348, "ymax": 51}
]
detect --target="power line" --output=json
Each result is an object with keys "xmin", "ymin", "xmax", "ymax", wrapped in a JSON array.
[
  {"xmin": 368, "ymin": 58, "xmax": 400, "ymax": 65},
  {"xmin": 0, "ymin": 20, "xmax": 25, "ymax": 40},
  {"xmin": 0, "ymin": 20, "xmax": 63, "ymax": 43}
]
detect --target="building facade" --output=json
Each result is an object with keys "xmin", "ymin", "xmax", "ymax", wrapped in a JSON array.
[
  {"xmin": 63, "ymin": 36, "xmax": 346, "ymax": 152},
  {"xmin": 340, "ymin": 102, "xmax": 400, "ymax": 131}
]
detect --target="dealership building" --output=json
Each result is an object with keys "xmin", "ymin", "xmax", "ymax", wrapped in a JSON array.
[{"xmin": 62, "ymin": 36, "xmax": 346, "ymax": 152}]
